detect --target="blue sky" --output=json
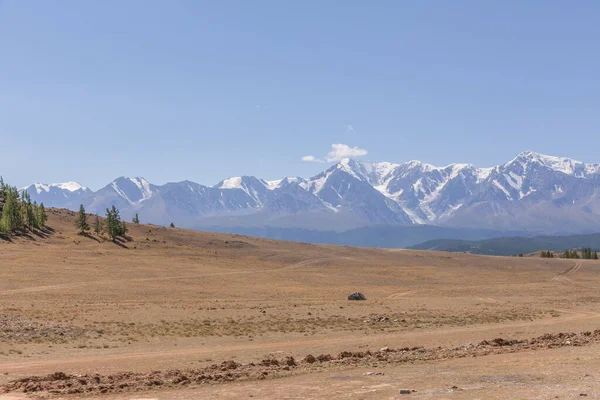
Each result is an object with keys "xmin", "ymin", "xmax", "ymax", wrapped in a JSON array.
[{"xmin": 1, "ymin": 1, "xmax": 599, "ymax": 189}]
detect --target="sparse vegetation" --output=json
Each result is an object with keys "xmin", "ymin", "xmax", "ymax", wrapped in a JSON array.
[{"xmin": 540, "ymin": 250, "xmax": 554, "ymax": 258}]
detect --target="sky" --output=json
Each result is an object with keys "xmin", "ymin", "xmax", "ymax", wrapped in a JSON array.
[{"xmin": 1, "ymin": 1, "xmax": 600, "ymax": 190}]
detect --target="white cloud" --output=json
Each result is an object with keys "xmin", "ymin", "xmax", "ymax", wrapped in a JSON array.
[
  {"xmin": 346, "ymin": 124, "xmax": 355, "ymax": 133},
  {"xmin": 326, "ymin": 143, "xmax": 368, "ymax": 162},
  {"xmin": 302, "ymin": 143, "xmax": 368, "ymax": 163},
  {"xmin": 301, "ymin": 155, "xmax": 325, "ymax": 163}
]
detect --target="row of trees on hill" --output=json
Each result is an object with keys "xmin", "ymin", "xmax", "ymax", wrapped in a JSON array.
[
  {"xmin": 0, "ymin": 177, "xmax": 48, "ymax": 234},
  {"xmin": 76, "ymin": 205, "xmax": 137, "ymax": 240},
  {"xmin": 570, "ymin": 247, "xmax": 599, "ymax": 259},
  {"xmin": 540, "ymin": 249, "xmax": 599, "ymax": 259}
]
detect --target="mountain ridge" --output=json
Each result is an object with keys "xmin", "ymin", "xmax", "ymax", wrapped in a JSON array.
[
  {"xmin": 20, "ymin": 151, "xmax": 600, "ymax": 233},
  {"xmin": 409, "ymin": 232, "xmax": 600, "ymax": 256}
]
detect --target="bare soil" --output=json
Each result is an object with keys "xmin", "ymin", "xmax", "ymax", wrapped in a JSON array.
[{"xmin": 1, "ymin": 209, "xmax": 600, "ymax": 399}]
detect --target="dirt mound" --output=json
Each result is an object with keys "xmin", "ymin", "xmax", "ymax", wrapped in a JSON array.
[{"xmin": 4, "ymin": 329, "xmax": 600, "ymax": 397}]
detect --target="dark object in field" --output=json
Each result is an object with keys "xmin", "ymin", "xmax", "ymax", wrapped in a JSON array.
[{"xmin": 348, "ymin": 292, "xmax": 366, "ymax": 301}]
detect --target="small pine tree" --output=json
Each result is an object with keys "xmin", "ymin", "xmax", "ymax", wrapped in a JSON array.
[
  {"xmin": 518, "ymin": 253, "xmax": 524, "ymax": 257},
  {"xmin": 105, "ymin": 207, "xmax": 116, "ymax": 240},
  {"xmin": 75, "ymin": 204, "xmax": 90, "ymax": 234},
  {"xmin": 19, "ymin": 191, "xmax": 35, "ymax": 231},
  {"xmin": 11, "ymin": 188, "xmax": 23, "ymax": 231},
  {"xmin": 37, "ymin": 203, "xmax": 48, "ymax": 227},
  {"xmin": 132, "ymin": 213, "xmax": 140, "ymax": 224},
  {"xmin": 593, "ymin": 251, "xmax": 599, "ymax": 260},
  {"xmin": 26, "ymin": 199, "xmax": 35, "ymax": 230},
  {"xmin": 169, "ymin": 222, "xmax": 175, "ymax": 228},
  {"xmin": 105, "ymin": 206, "xmax": 124, "ymax": 240},
  {"xmin": 121, "ymin": 220, "xmax": 128, "ymax": 236},
  {"xmin": 31, "ymin": 201, "xmax": 41, "ymax": 229},
  {"xmin": 94, "ymin": 215, "xmax": 102, "ymax": 235}
]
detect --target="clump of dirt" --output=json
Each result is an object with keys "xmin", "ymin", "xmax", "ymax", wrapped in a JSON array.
[
  {"xmin": 3, "ymin": 329, "xmax": 600, "ymax": 396},
  {"xmin": 0, "ymin": 314, "xmax": 103, "ymax": 343}
]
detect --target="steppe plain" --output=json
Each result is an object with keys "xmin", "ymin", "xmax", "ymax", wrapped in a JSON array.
[{"xmin": 1, "ymin": 209, "xmax": 600, "ymax": 399}]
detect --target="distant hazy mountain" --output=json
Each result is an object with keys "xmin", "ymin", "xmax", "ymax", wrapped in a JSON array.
[
  {"xmin": 20, "ymin": 151, "xmax": 600, "ymax": 233},
  {"xmin": 209, "ymin": 225, "xmax": 528, "ymax": 249},
  {"xmin": 410, "ymin": 233, "xmax": 600, "ymax": 256}
]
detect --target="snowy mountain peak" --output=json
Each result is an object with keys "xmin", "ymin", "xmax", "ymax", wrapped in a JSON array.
[
  {"xmin": 404, "ymin": 160, "xmax": 436, "ymax": 171},
  {"xmin": 264, "ymin": 177, "xmax": 304, "ymax": 190},
  {"xmin": 54, "ymin": 182, "xmax": 88, "ymax": 192},
  {"xmin": 214, "ymin": 176, "xmax": 272, "ymax": 205},
  {"xmin": 336, "ymin": 158, "xmax": 366, "ymax": 181},
  {"xmin": 26, "ymin": 181, "xmax": 89, "ymax": 194},
  {"xmin": 20, "ymin": 181, "xmax": 91, "ymax": 208},
  {"xmin": 507, "ymin": 151, "xmax": 594, "ymax": 177},
  {"xmin": 218, "ymin": 177, "xmax": 244, "ymax": 190},
  {"xmin": 110, "ymin": 177, "xmax": 155, "ymax": 204}
]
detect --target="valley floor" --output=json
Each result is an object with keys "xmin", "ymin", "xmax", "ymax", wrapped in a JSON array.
[{"xmin": 1, "ymin": 209, "xmax": 600, "ymax": 399}]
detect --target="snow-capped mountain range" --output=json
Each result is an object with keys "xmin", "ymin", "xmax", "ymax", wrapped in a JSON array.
[{"xmin": 20, "ymin": 151, "xmax": 600, "ymax": 233}]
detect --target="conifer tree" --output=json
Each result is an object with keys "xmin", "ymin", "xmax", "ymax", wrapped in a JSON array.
[
  {"xmin": 0, "ymin": 189, "xmax": 19, "ymax": 233},
  {"xmin": 593, "ymin": 251, "xmax": 599, "ymax": 260},
  {"xmin": 20, "ymin": 191, "xmax": 31, "ymax": 231},
  {"xmin": 37, "ymin": 203, "xmax": 48, "ymax": 227},
  {"xmin": 94, "ymin": 215, "xmax": 102, "ymax": 235},
  {"xmin": 121, "ymin": 220, "xmax": 128, "ymax": 236},
  {"xmin": 169, "ymin": 222, "xmax": 175, "ymax": 228},
  {"xmin": 75, "ymin": 204, "xmax": 90, "ymax": 234},
  {"xmin": 31, "ymin": 201, "xmax": 41, "ymax": 229},
  {"xmin": 105, "ymin": 208, "xmax": 116, "ymax": 240},
  {"xmin": 25, "ymin": 199, "xmax": 35, "ymax": 230},
  {"xmin": 132, "ymin": 213, "xmax": 140, "ymax": 224},
  {"xmin": 105, "ymin": 206, "xmax": 124, "ymax": 240}
]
